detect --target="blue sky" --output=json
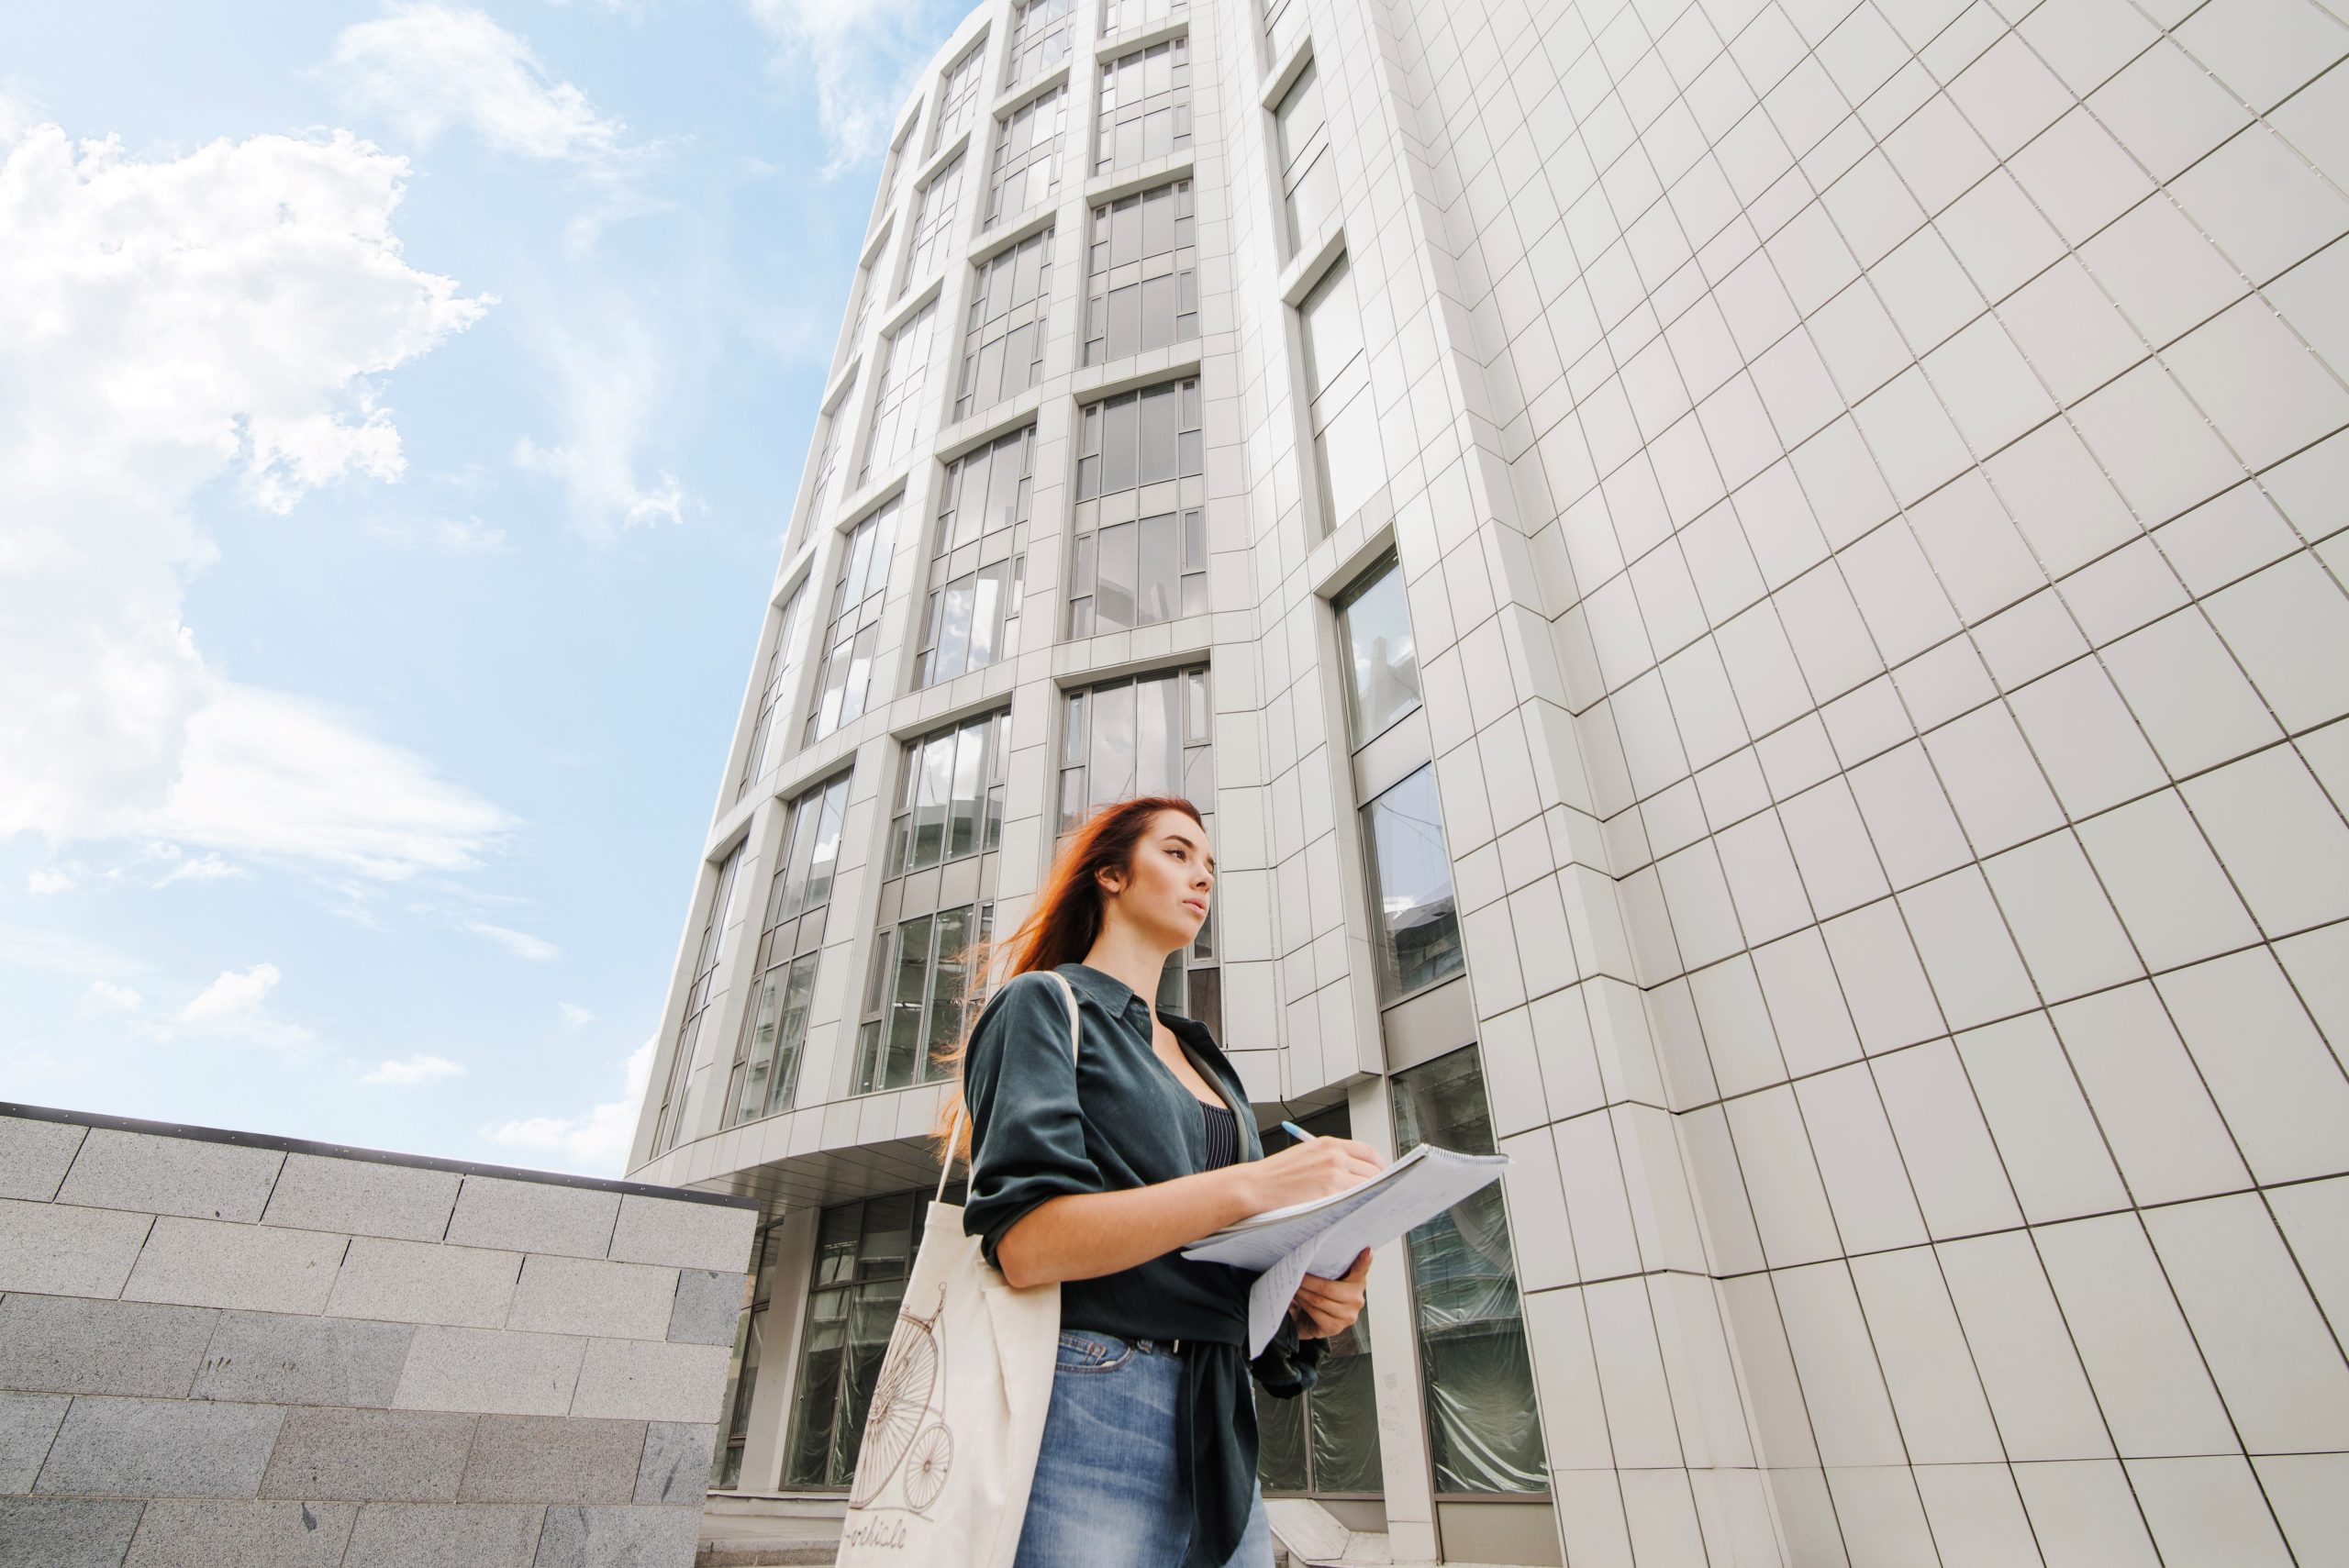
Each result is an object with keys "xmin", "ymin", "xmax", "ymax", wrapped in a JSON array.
[{"xmin": 0, "ymin": 0, "xmax": 969, "ymax": 1172}]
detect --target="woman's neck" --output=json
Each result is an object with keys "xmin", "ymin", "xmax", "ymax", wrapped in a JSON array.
[{"xmin": 1077, "ymin": 924, "xmax": 1174, "ymax": 1027}]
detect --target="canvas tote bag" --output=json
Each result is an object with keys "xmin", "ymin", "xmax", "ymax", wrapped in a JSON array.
[{"xmin": 836, "ymin": 971, "xmax": 1081, "ymax": 1568}]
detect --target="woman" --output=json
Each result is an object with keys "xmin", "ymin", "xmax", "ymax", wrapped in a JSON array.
[{"xmin": 930, "ymin": 795, "xmax": 1386, "ymax": 1568}]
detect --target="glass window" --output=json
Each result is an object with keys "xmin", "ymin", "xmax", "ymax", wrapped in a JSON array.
[
  {"xmin": 1006, "ymin": 0, "xmax": 1074, "ymax": 83},
  {"xmin": 1084, "ymin": 182, "xmax": 1197, "ymax": 367},
  {"xmin": 1334, "ymin": 550, "xmax": 1419, "ymax": 745},
  {"xmin": 862, "ymin": 303, "xmax": 939, "ymax": 485},
  {"xmin": 725, "ymin": 770, "xmax": 852, "ymax": 1127},
  {"xmin": 958, "ymin": 228, "xmax": 1054, "ymax": 420},
  {"xmin": 1362, "ymin": 765, "xmax": 1463, "ymax": 1001},
  {"xmin": 800, "ymin": 384, "xmax": 852, "ymax": 556},
  {"xmin": 1275, "ymin": 60, "xmax": 1336, "ymax": 252},
  {"xmin": 782, "ymin": 1189, "xmax": 965, "ymax": 1491},
  {"xmin": 1257, "ymin": 1105, "xmax": 1384, "ymax": 1496},
  {"xmin": 1102, "ymin": 0, "xmax": 1186, "ymax": 38},
  {"xmin": 986, "ymin": 84, "xmax": 1066, "ymax": 224},
  {"xmin": 1095, "ymin": 36, "xmax": 1191, "ymax": 177},
  {"xmin": 920, "ymin": 428, "xmax": 1032, "ymax": 686},
  {"xmin": 738, "ymin": 577, "xmax": 816, "ymax": 803},
  {"xmin": 1067, "ymin": 379, "xmax": 1206, "ymax": 637},
  {"xmin": 1390, "ymin": 1048, "xmax": 1547, "ymax": 1495},
  {"xmin": 652, "ymin": 842, "xmax": 751, "ymax": 1155},
  {"xmin": 899, "ymin": 155, "xmax": 966, "ymax": 298},
  {"xmin": 873, "ymin": 120, "xmax": 916, "ymax": 233},
  {"xmin": 855, "ymin": 709, "xmax": 1012, "ymax": 1095},
  {"xmin": 930, "ymin": 34, "xmax": 989, "ymax": 156},
  {"xmin": 712, "ymin": 1223, "xmax": 770, "ymax": 1488},
  {"xmin": 805, "ymin": 499, "xmax": 899, "ymax": 745},
  {"xmin": 845, "ymin": 257, "xmax": 881, "ymax": 367},
  {"xmin": 1055, "ymin": 665, "xmax": 1220, "ymax": 1035}
]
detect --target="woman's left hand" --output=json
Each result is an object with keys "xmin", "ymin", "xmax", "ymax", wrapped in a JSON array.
[{"xmin": 1288, "ymin": 1249, "xmax": 1372, "ymax": 1339}]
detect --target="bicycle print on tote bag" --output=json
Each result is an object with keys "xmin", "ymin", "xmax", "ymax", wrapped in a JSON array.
[{"xmin": 835, "ymin": 971, "xmax": 1081, "ymax": 1568}]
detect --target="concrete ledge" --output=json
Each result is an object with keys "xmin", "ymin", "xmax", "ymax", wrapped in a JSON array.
[
  {"xmin": 258, "ymin": 1407, "xmax": 476, "ymax": 1502},
  {"xmin": 56, "ymin": 1129, "xmax": 284, "ymax": 1223},
  {"xmin": 0, "ymin": 1117, "xmax": 85, "ymax": 1203},
  {"xmin": 328, "ymin": 1238, "xmax": 522, "ymax": 1330},
  {"xmin": 0, "ymin": 1296, "xmax": 217, "ymax": 1398},
  {"xmin": 0, "ymin": 1496, "xmax": 147, "ymax": 1568},
  {"xmin": 0, "ymin": 1391, "xmax": 70, "ymax": 1492},
  {"xmin": 507, "ymin": 1255, "xmax": 677, "ymax": 1341},
  {"xmin": 123, "ymin": 1217, "xmax": 345, "ymax": 1315},
  {"xmin": 193, "ymin": 1311, "xmax": 417, "ymax": 1408},
  {"xmin": 0, "ymin": 1198, "xmax": 153, "ymax": 1298},
  {"xmin": 448, "ymin": 1179, "xmax": 619, "ymax": 1262},
  {"xmin": 458, "ymin": 1416, "xmax": 646, "ymax": 1505},
  {"xmin": 35, "ymin": 1396, "xmax": 284, "ymax": 1498},
  {"xmin": 124, "ymin": 1498, "xmax": 359, "ymax": 1568},
  {"xmin": 536, "ymin": 1504, "xmax": 702, "ymax": 1568},
  {"xmin": 341, "ymin": 1501, "xmax": 544, "ymax": 1568},
  {"xmin": 393, "ymin": 1328, "xmax": 585, "ymax": 1418},
  {"xmin": 262, "ymin": 1155, "xmax": 461, "ymax": 1244}
]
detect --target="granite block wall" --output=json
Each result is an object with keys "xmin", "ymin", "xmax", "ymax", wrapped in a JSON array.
[{"xmin": 0, "ymin": 1105, "xmax": 753, "ymax": 1568}]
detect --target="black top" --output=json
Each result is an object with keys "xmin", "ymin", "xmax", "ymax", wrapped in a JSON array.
[
  {"xmin": 1200, "ymin": 1102, "xmax": 1239, "ymax": 1171},
  {"xmin": 960, "ymin": 962, "xmax": 1324, "ymax": 1568}
]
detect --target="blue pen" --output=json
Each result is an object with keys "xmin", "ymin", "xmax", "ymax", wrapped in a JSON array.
[{"xmin": 1279, "ymin": 1119, "xmax": 1314, "ymax": 1143}]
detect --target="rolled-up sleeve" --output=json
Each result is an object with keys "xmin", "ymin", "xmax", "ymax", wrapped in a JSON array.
[{"xmin": 962, "ymin": 972, "xmax": 1107, "ymax": 1270}]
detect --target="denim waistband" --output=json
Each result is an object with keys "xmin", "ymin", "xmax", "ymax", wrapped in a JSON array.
[{"xmin": 1065, "ymin": 1328, "xmax": 1188, "ymax": 1359}]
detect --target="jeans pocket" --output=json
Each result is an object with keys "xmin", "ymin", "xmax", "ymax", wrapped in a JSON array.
[{"xmin": 1053, "ymin": 1329, "xmax": 1138, "ymax": 1373}]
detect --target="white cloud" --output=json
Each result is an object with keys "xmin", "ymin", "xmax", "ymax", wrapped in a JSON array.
[
  {"xmin": 153, "ymin": 962, "xmax": 316, "ymax": 1048},
  {"xmin": 329, "ymin": 3, "xmax": 629, "ymax": 162},
  {"xmin": 468, "ymin": 921, "xmax": 561, "ymax": 962},
  {"xmin": 0, "ymin": 120, "xmax": 506, "ymax": 880},
  {"xmin": 155, "ymin": 851, "xmax": 244, "ymax": 887},
  {"xmin": 509, "ymin": 296, "xmax": 691, "ymax": 534},
  {"xmin": 81, "ymin": 980, "xmax": 143, "ymax": 1014},
  {"xmin": 745, "ymin": 0, "xmax": 965, "ymax": 177},
  {"xmin": 363, "ymin": 1052, "xmax": 467, "ymax": 1085},
  {"xmin": 484, "ymin": 1037, "xmax": 652, "ymax": 1174},
  {"xmin": 0, "ymin": 924, "xmax": 150, "ymax": 979},
  {"xmin": 27, "ymin": 868, "xmax": 74, "ymax": 895},
  {"xmin": 558, "ymin": 1002, "xmax": 595, "ymax": 1029}
]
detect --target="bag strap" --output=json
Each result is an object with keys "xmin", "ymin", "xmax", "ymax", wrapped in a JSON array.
[{"xmin": 935, "ymin": 969, "xmax": 1083, "ymax": 1204}]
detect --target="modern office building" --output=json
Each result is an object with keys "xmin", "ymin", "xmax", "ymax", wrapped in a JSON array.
[{"xmin": 627, "ymin": 0, "xmax": 2349, "ymax": 1557}]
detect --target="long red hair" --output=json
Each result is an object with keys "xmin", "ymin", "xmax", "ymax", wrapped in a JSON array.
[{"xmin": 927, "ymin": 795, "xmax": 1205, "ymax": 1168}]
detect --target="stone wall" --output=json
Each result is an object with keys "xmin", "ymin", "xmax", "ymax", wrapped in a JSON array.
[{"xmin": 0, "ymin": 1103, "xmax": 758, "ymax": 1568}]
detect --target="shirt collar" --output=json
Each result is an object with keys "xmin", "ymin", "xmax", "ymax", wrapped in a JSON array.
[{"xmin": 1055, "ymin": 961, "xmax": 1218, "ymax": 1047}]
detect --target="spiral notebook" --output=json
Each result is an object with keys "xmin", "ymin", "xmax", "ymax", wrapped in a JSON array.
[{"xmin": 1180, "ymin": 1143, "xmax": 1511, "ymax": 1356}]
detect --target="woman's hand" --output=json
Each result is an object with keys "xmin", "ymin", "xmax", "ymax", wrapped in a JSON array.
[
  {"xmin": 1239, "ymin": 1137, "xmax": 1385, "ymax": 1215},
  {"xmin": 1288, "ymin": 1249, "xmax": 1372, "ymax": 1339}
]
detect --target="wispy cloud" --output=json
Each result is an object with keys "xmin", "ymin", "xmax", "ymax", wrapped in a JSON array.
[
  {"xmin": 745, "ymin": 0, "xmax": 969, "ymax": 178},
  {"xmin": 484, "ymin": 1037, "xmax": 652, "ymax": 1173},
  {"xmin": 27, "ymin": 868, "xmax": 74, "ymax": 895},
  {"xmin": 363, "ymin": 1052, "xmax": 467, "ymax": 1085},
  {"xmin": 143, "ymin": 963, "xmax": 316, "ymax": 1048},
  {"xmin": 0, "ymin": 121, "xmax": 504, "ymax": 882},
  {"xmin": 509, "ymin": 295, "xmax": 691, "ymax": 535},
  {"xmin": 155, "ymin": 851, "xmax": 244, "ymax": 887},
  {"xmin": 558, "ymin": 1002, "xmax": 595, "ymax": 1029},
  {"xmin": 328, "ymin": 3, "xmax": 628, "ymax": 162},
  {"xmin": 80, "ymin": 980, "xmax": 143, "ymax": 1015},
  {"xmin": 468, "ymin": 921, "xmax": 561, "ymax": 962}
]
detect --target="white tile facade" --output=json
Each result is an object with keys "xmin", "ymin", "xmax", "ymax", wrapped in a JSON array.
[{"xmin": 630, "ymin": 0, "xmax": 2349, "ymax": 1557}]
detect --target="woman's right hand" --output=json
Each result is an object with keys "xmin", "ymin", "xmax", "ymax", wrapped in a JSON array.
[{"xmin": 1237, "ymin": 1137, "xmax": 1386, "ymax": 1215}]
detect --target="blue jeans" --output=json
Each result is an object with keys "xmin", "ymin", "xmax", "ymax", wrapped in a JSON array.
[{"xmin": 1012, "ymin": 1329, "xmax": 1274, "ymax": 1568}]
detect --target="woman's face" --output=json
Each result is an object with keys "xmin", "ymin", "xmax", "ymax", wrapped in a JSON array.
[{"xmin": 1108, "ymin": 808, "xmax": 1216, "ymax": 951}]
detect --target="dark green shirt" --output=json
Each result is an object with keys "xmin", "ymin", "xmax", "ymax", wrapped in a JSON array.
[{"xmin": 961, "ymin": 961, "xmax": 1325, "ymax": 1568}]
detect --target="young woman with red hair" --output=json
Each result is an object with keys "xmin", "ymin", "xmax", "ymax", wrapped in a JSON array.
[{"xmin": 930, "ymin": 795, "xmax": 1383, "ymax": 1568}]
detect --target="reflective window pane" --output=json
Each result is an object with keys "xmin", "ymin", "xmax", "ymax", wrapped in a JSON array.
[
  {"xmin": 1362, "ymin": 765, "xmax": 1463, "ymax": 999},
  {"xmin": 1336, "ymin": 553, "xmax": 1419, "ymax": 743}
]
